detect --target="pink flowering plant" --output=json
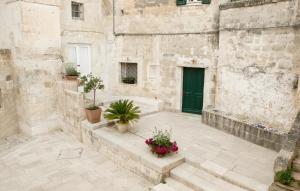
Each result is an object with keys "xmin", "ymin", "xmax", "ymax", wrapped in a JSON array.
[{"xmin": 145, "ymin": 128, "xmax": 179, "ymax": 157}]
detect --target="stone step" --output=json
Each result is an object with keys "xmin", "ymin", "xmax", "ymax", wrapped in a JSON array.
[
  {"xmin": 185, "ymin": 158, "xmax": 269, "ymax": 191},
  {"xmin": 152, "ymin": 178, "xmax": 194, "ymax": 191},
  {"xmin": 170, "ymin": 163, "xmax": 248, "ymax": 191},
  {"xmin": 293, "ymin": 159, "xmax": 300, "ymax": 172},
  {"xmin": 292, "ymin": 172, "xmax": 300, "ymax": 181}
]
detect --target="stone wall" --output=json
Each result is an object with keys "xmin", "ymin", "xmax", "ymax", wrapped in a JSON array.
[
  {"xmin": 108, "ymin": 0, "xmax": 220, "ymax": 111},
  {"xmin": 0, "ymin": 50, "xmax": 19, "ymax": 138},
  {"xmin": 56, "ymin": 80, "xmax": 85, "ymax": 141},
  {"xmin": 111, "ymin": 34, "xmax": 218, "ymax": 111},
  {"xmin": 214, "ymin": 0, "xmax": 300, "ymax": 132},
  {"xmin": 7, "ymin": 0, "xmax": 62, "ymax": 135}
]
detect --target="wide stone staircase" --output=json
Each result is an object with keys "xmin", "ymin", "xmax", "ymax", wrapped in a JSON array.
[{"xmin": 152, "ymin": 163, "xmax": 249, "ymax": 191}]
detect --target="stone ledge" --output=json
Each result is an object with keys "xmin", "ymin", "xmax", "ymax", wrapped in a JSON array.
[
  {"xmin": 273, "ymin": 112, "xmax": 300, "ymax": 175},
  {"xmin": 81, "ymin": 123, "xmax": 184, "ymax": 184},
  {"xmin": 202, "ymin": 109, "xmax": 285, "ymax": 151},
  {"xmin": 220, "ymin": 0, "xmax": 292, "ymax": 10}
]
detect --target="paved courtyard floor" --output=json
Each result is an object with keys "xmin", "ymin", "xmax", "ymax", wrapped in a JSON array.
[
  {"xmin": 131, "ymin": 112, "xmax": 278, "ymax": 187},
  {"xmin": 0, "ymin": 131, "xmax": 153, "ymax": 191}
]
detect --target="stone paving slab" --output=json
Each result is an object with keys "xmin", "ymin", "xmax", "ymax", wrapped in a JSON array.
[
  {"xmin": 130, "ymin": 112, "xmax": 278, "ymax": 187},
  {"xmin": 0, "ymin": 131, "xmax": 153, "ymax": 191}
]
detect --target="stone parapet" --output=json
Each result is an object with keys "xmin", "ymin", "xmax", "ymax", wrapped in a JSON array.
[{"xmin": 202, "ymin": 109, "xmax": 285, "ymax": 151}]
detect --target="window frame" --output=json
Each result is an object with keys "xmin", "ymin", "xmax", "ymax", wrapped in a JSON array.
[
  {"xmin": 71, "ymin": 1, "xmax": 84, "ymax": 20},
  {"xmin": 120, "ymin": 62, "xmax": 138, "ymax": 85}
]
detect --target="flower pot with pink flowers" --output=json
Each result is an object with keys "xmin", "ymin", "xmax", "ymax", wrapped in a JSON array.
[{"xmin": 145, "ymin": 128, "xmax": 179, "ymax": 157}]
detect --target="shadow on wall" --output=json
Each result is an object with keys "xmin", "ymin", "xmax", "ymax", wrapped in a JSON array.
[{"xmin": 0, "ymin": 49, "xmax": 19, "ymax": 138}]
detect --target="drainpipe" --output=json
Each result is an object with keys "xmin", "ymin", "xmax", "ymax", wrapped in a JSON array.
[{"xmin": 112, "ymin": 0, "xmax": 116, "ymax": 35}]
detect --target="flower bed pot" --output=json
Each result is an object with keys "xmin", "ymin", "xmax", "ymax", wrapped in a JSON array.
[
  {"xmin": 145, "ymin": 138, "xmax": 179, "ymax": 158},
  {"xmin": 64, "ymin": 75, "xmax": 79, "ymax": 81},
  {"xmin": 116, "ymin": 123, "xmax": 129, "ymax": 133},
  {"xmin": 85, "ymin": 107, "xmax": 102, "ymax": 123},
  {"xmin": 122, "ymin": 77, "xmax": 136, "ymax": 84}
]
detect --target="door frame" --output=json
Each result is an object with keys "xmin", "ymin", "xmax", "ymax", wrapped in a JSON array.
[
  {"xmin": 181, "ymin": 67, "xmax": 205, "ymax": 114},
  {"xmin": 175, "ymin": 66, "xmax": 208, "ymax": 114}
]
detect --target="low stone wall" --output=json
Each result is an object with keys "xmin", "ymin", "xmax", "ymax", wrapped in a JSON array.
[
  {"xmin": 202, "ymin": 109, "xmax": 285, "ymax": 151},
  {"xmin": 56, "ymin": 80, "xmax": 85, "ymax": 141},
  {"xmin": 81, "ymin": 121, "xmax": 184, "ymax": 184},
  {"xmin": 271, "ymin": 111, "xmax": 300, "ymax": 179}
]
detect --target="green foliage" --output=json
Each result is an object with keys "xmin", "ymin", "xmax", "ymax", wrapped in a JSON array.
[
  {"xmin": 80, "ymin": 74, "xmax": 104, "ymax": 108},
  {"xmin": 65, "ymin": 63, "xmax": 80, "ymax": 76},
  {"xmin": 104, "ymin": 100, "xmax": 141, "ymax": 124},
  {"xmin": 122, "ymin": 77, "xmax": 136, "ymax": 84},
  {"xmin": 152, "ymin": 128, "xmax": 172, "ymax": 147},
  {"xmin": 80, "ymin": 74, "xmax": 104, "ymax": 94},
  {"xmin": 275, "ymin": 168, "xmax": 293, "ymax": 185}
]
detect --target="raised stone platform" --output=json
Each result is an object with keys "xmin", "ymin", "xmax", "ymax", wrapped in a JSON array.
[
  {"xmin": 81, "ymin": 112, "xmax": 277, "ymax": 191},
  {"xmin": 202, "ymin": 109, "xmax": 285, "ymax": 151},
  {"xmin": 81, "ymin": 122, "xmax": 184, "ymax": 184}
]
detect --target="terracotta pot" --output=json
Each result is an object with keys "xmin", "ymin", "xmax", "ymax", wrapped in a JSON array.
[
  {"xmin": 85, "ymin": 107, "xmax": 102, "ymax": 123},
  {"xmin": 64, "ymin": 75, "xmax": 79, "ymax": 81},
  {"xmin": 116, "ymin": 123, "xmax": 129, "ymax": 133}
]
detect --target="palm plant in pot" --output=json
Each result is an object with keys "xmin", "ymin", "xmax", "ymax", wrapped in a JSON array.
[
  {"xmin": 80, "ymin": 74, "xmax": 104, "ymax": 123},
  {"xmin": 104, "ymin": 100, "xmax": 141, "ymax": 133},
  {"xmin": 64, "ymin": 63, "xmax": 80, "ymax": 80}
]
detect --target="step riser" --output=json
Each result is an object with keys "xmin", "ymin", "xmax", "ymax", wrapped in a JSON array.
[
  {"xmin": 171, "ymin": 171, "xmax": 206, "ymax": 191},
  {"xmin": 185, "ymin": 159, "xmax": 261, "ymax": 191},
  {"xmin": 292, "ymin": 164, "xmax": 300, "ymax": 172},
  {"xmin": 186, "ymin": 159, "xmax": 250, "ymax": 191}
]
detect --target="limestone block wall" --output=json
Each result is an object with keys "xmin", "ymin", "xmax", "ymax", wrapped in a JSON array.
[
  {"xmin": 0, "ymin": 50, "xmax": 19, "ymax": 138},
  {"xmin": 7, "ymin": 0, "xmax": 62, "ymax": 135},
  {"xmin": 60, "ymin": 0, "xmax": 112, "ymax": 85},
  {"xmin": 56, "ymin": 80, "xmax": 85, "ymax": 141},
  {"xmin": 216, "ymin": 0, "xmax": 300, "ymax": 132},
  {"xmin": 114, "ymin": 0, "xmax": 220, "ymax": 34},
  {"xmin": 111, "ymin": 34, "xmax": 218, "ymax": 111},
  {"xmin": 110, "ymin": 0, "xmax": 220, "ymax": 111}
]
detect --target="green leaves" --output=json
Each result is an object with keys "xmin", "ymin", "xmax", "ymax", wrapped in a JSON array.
[
  {"xmin": 65, "ymin": 63, "xmax": 80, "ymax": 76},
  {"xmin": 152, "ymin": 128, "xmax": 172, "ymax": 147},
  {"xmin": 104, "ymin": 99, "xmax": 141, "ymax": 124},
  {"xmin": 275, "ymin": 168, "xmax": 293, "ymax": 185},
  {"xmin": 80, "ymin": 74, "xmax": 104, "ymax": 94}
]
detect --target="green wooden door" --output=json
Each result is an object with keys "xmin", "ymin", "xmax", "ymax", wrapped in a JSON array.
[{"xmin": 182, "ymin": 67, "xmax": 205, "ymax": 114}]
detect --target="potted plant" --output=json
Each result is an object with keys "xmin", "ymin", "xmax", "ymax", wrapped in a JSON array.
[
  {"xmin": 80, "ymin": 74, "xmax": 104, "ymax": 123},
  {"xmin": 64, "ymin": 63, "xmax": 80, "ymax": 80},
  {"xmin": 104, "ymin": 99, "xmax": 141, "ymax": 133},
  {"xmin": 122, "ymin": 76, "xmax": 136, "ymax": 84},
  {"xmin": 145, "ymin": 128, "xmax": 179, "ymax": 157}
]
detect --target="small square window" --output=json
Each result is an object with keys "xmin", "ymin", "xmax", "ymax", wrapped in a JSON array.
[
  {"xmin": 72, "ymin": 2, "xmax": 84, "ymax": 20},
  {"xmin": 121, "ymin": 62, "xmax": 137, "ymax": 84}
]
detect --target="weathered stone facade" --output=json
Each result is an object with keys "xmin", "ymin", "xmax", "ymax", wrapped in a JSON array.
[{"xmin": 0, "ymin": 0, "xmax": 299, "ymax": 140}]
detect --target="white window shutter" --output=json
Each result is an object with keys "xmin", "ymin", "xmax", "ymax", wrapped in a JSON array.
[{"xmin": 79, "ymin": 46, "xmax": 90, "ymax": 75}]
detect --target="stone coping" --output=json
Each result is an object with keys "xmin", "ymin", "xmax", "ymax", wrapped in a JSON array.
[
  {"xmin": 220, "ymin": 0, "xmax": 292, "ymax": 10},
  {"xmin": 202, "ymin": 109, "xmax": 285, "ymax": 151},
  {"xmin": 273, "ymin": 112, "xmax": 300, "ymax": 173},
  {"xmin": 81, "ymin": 122, "xmax": 184, "ymax": 183}
]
